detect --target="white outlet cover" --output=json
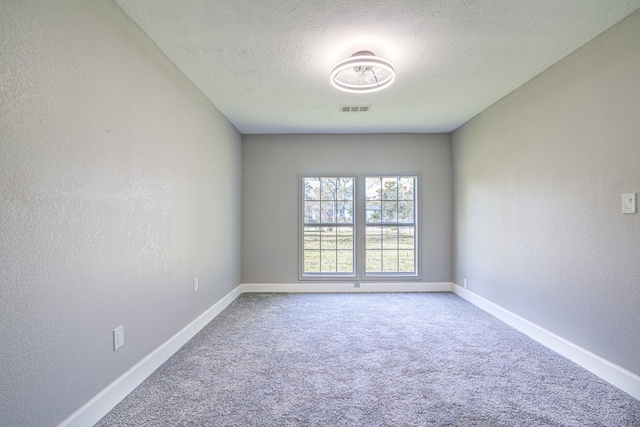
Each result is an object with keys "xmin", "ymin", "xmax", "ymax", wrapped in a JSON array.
[
  {"xmin": 113, "ymin": 325, "xmax": 124, "ymax": 351},
  {"xmin": 193, "ymin": 277, "xmax": 199, "ymax": 292},
  {"xmin": 622, "ymin": 193, "xmax": 637, "ymax": 214}
]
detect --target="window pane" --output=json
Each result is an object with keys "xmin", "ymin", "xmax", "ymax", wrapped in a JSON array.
[
  {"xmin": 381, "ymin": 201, "xmax": 397, "ymax": 222},
  {"xmin": 398, "ymin": 227, "xmax": 415, "ymax": 249},
  {"xmin": 364, "ymin": 226, "xmax": 415, "ymax": 275},
  {"xmin": 304, "ymin": 177, "xmax": 354, "ymax": 226},
  {"xmin": 320, "ymin": 227, "xmax": 337, "ymax": 249},
  {"xmin": 320, "ymin": 251, "xmax": 337, "ymax": 272},
  {"xmin": 382, "ymin": 251, "xmax": 398, "ymax": 272},
  {"xmin": 336, "ymin": 201, "xmax": 353, "ymax": 223},
  {"xmin": 304, "ymin": 227, "xmax": 320, "ymax": 249},
  {"xmin": 304, "ymin": 250, "xmax": 320, "ymax": 273},
  {"xmin": 320, "ymin": 201, "xmax": 336, "ymax": 223},
  {"xmin": 337, "ymin": 227, "xmax": 353, "ymax": 249},
  {"xmin": 382, "ymin": 227, "xmax": 398, "ymax": 249},
  {"xmin": 321, "ymin": 177, "xmax": 352, "ymax": 202},
  {"xmin": 398, "ymin": 177, "xmax": 414, "ymax": 200},
  {"xmin": 366, "ymin": 201, "xmax": 381, "ymax": 223},
  {"xmin": 304, "ymin": 201, "xmax": 320, "ymax": 223},
  {"xmin": 398, "ymin": 201, "xmax": 414, "ymax": 223},
  {"xmin": 366, "ymin": 249, "xmax": 382, "ymax": 273},
  {"xmin": 320, "ymin": 177, "xmax": 336, "ymax": 200},
  {"xmin": 366, "ymin": 177, "xmax": 381, "ymax": 200},
  {"xmin": 338, "ymin": 178, "xmax": 354, "ymax": 201},
  {"xmin": 304, "ymin": 178, "xmax": 320, "ymax": 200},
  {"xmin": 381, "ymin": 177, "xmax": 398, "ymax": 200},
  {"xmin": 398, "ymin": 250, "xmax": 415, "ymax": 273},
  {"xmin": 337, "ymin": 250, "xmax": 353, "ymax": 272},
  {"xmin": 366, "ymin": 226, "xmax": 382, "ymax": 249}
]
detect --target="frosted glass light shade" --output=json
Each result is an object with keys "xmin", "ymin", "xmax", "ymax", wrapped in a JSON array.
[{"xmin": 330, "ymin": 51, "xmax": 395, "ymax": 93}]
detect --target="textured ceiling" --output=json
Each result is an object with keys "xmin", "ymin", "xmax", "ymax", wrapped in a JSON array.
[{"xmin": 115, "ymin": 0, "xmax": 640, "ymax": 134}]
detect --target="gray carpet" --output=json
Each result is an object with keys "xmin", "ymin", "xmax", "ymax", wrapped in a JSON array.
[{"xmin": 95, "ymin": 293, "xmax": 640, "ymax": 426}]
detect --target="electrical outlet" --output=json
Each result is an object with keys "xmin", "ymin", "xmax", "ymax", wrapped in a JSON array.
[
  {"xmin": 113, "ymin": 325, "xmax": 124, "ymax": 351},
  {"xmin": 193, "ymin": 277, "xmax": 199, "ymax": 293},
  {"xmin": 463, "ymin": 279, "xmax": 468, "ymax": 289}
]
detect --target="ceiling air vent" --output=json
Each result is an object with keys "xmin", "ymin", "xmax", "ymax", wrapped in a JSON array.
[{"xmin": 340, "ymin": 105, "xmax": 370, "ymax": 113}]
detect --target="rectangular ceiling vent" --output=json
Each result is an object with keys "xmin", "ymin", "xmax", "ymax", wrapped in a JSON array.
[{"xmin": 340, "ymin": 105, "xmax": 370, "ymax": 113}]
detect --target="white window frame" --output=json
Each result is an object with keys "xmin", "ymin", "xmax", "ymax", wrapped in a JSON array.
[
  {"xmin": 300, "ymin": 174, "xmax": 420, "ymax": 281},
  {"xmin": 361, "ymin": 175, "xmax": 419, "ymax": 279},
  {"xmin": 300, "ymin": 176, "xmax": 356, "ymax": 279}
]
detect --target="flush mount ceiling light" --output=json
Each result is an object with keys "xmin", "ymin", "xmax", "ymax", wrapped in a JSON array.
[{"xmin": 330, "ymin": 51, "xmax": 395, "ymax": 94}]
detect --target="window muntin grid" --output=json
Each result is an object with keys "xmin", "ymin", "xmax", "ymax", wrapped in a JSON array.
[
  {"xmin": 365, "ymin": 176, "xmax": 417, "ymax": 275},
  {"xmin": 302, "ymin": 177, "xmax": 354, "ymax": 275},
  {"xmin": 301, "ymin": 175, "xmax": 418, "ymax": 279}
]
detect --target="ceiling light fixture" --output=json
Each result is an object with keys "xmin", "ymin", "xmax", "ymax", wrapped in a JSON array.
[{"xmin": 330, "ymin": 51, "xmax": 395, "ymax": 94}]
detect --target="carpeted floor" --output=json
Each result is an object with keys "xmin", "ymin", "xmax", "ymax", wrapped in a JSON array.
[{"xmin": 95, "ymin": 293, "xmax": 640, "ymax": 426}]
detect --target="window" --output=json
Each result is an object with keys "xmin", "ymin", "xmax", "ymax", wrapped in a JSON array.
[
  {"xmin": 301, "ymin": 175, "xmax": 418, "ymax": 279},
  {"xmin": 365, "ymin": 176, "xmax": 416, "ymax": 275},
  {"xmin": 302, "ymin": 177, "xmax": 355, "ymax": 276}
]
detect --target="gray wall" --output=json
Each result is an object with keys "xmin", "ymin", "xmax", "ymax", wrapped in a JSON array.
[
  {"xmin": 452, "ymin": 10, "xmax": 640, "ymax": 376},
  {"xmin": 242, "ymin": 134, "xmax": 453, "ymax": 283},
  {"xmin": 0, "ymin": 1, "xmax": 242, "ymax": 426}
]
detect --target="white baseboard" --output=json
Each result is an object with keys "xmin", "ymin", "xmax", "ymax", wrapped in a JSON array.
[
  {"xmin": 452, "ymin": 284, "xmax": 640, "ymax": 401},
  {"xmin": 241, "ymin": 282, "xmax": 453, "ymax": 293},
  {"xmin": 60, "ymin": 282, "xmax": 638, "ymax": 427},
  {"xmin": 59, "ymin": 282, "xmax": 450, "ymax": 426},
  {"xmin": 58, "ymin": 285, "xmax": 243, "ymax": 427}
]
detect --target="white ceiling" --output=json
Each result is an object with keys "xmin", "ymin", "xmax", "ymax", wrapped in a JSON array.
[{"xmin": 115, "ymin": 0, "xmax": 640, "ymax": 134}]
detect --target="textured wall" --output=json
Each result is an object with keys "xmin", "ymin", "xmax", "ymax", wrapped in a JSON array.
[
  {"xmin": 0, "ymin": 1, "xmax": 241, "ymax": 426},
  {"xmin": 242, "ymin": 134, "xmax": 453, "ymax": 283},
  {"xmin": 453, "ymin": 10, "xmax": 640, "ymax": 375}
]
